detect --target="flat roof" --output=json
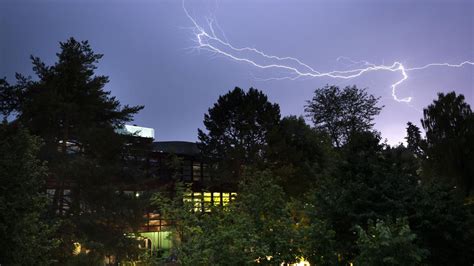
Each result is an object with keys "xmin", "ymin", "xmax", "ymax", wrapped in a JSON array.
[
  {"xmin": 117, "ymin": 125, "xmax": 155, "ymax": 139},
  {"xmin": 152, "ymin": 141, "xmax": 200, "ymax": 156}
]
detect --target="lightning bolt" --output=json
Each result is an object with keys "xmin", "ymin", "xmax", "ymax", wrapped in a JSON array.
[{"xmin": 183, "ymin": 2, "xmax": 473, "ymax": 103}]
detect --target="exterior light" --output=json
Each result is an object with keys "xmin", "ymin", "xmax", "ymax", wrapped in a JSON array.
[{"xmin": 73, "ymin": 242, "xmax": 81, "ymax": 255}]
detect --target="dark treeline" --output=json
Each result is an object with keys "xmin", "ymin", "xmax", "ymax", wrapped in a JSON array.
[{"xmin": 1, "ymin": 38, "xmax": 473, "ymax": 265}]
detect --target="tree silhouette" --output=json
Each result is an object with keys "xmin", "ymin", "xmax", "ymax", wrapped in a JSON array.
[
  {"xmin": 198, "ymin": 87, "xmax": 280, "ymax": 182},
  {"xmin": 266, "ymin": 116, "xmax": 332, "ymax": 196},
  {"xmin": 305, "ymin": 85, "xmax": 382, "ymax": 147},
  {"xmin": 421, "ymin": 91, "xmax": 473, "ymax": 196},
  {"xmin": 405, "ymin": 122, "xmax": 425, "ymax": 157},
  {"xmin": 0, "ymin": 38, "xmax": 145, "ymax": 261}
]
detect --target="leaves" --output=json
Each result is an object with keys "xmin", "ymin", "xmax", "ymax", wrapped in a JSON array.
[
  {"xmin": 305, "ymin": 85, "xmax": 382, "ymax": 147},
  {"xmin": 1, "ymin": 38, "xmax": 147, "ymax": 261},
  {"xmin": 355, "ymin": 218, "xmax": 428, "ymax": 266},
  {"xmin": 0, "ymin": 123, "xmax": 58, "ymax": 265},
  {"xmin": 420, "ymin": 92, "xmax": 474, "ymax": 196},
  {"xmin": 198, "ymin": 87, "xmax": 280, "ymax": 181}
]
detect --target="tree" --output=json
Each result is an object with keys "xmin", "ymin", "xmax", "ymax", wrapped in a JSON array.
[
  {"xmin": 409, "ymin": 182, "xmax": 474, "ymax": 266},
  {"xmin": 310, "ymin": 131, "xmax": 420, "ymax": 262},
  {"xmin": 152, "ymin": 170, "xmax": 300, "ymax": 265},
  {"xmin": 236, "ymin": 170, "xmax": 300, "ymax": 265},
  {"xmin": 308, "ymin": 128, "xmax": 473, "ymax": 265},
  {"xmin": 0, "ymin": 123, "xmax": 57, "ymax": 265},
  {"xmin": 0, "ymin": 38, "xmax": 146, "ymax": 261},
  {"xmin": 0, "ymin": 78, "xmax": 18, "ymax": 119},
  {"xmin": 405, "ymin": 122, "xmax": 425, "ymax": 158},
  {"xmin": 300, "ymin": 197, "xmax": 338, "ymax": 265},
  {"xmin": 305, "ymin": 85, "xmax": 382, "ymax": 147},
  {"xmin": 355, "ymin": 218, "xmax": 428, "ymax": 266},
  {"xmin": 198, "ymin": 87, "xmax": 280, "ymax": 182},
  {"xmin": 266, "ymin": 116, "xmax": 333, "ymax": 196},
  {"xmin": 420, "ymin": 91, "xmax": 474, "ymax": 196}
]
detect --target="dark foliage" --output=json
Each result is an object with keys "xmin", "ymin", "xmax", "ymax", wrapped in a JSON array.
[
  {"xmin": 0, "ymin": 38, "xmax": 147, "ymax": 262},
  {"xmin": 266, "ymin": 115, "xmax": 333, "ymax": 196},
  {"xmin": 405, "ymin": 122, "xmax": 425, "ymax": 158},
  {"xmin": 421, "ymin": 92, "xmax": 474, "ymax": 196},
  {"xmin": 311, "ymin": 131, "xmax": 420, "ymax": 262},
  {"xmin": 409, "ymin": 182, "xmax": 474, "ymax": 265},
  {"xmin": 198, "ymin": 87, "xmax": 280, "ymax": 182},
  {"xmin": 0, "ymin": 123, "xmax": 57, "ymax": 265},
  {"xmin": 305, "ymin": 85, "xmax": 382, "ymax": 147}
]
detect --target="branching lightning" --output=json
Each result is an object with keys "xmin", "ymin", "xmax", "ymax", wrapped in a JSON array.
[{"xmin": 183, "ymin": 2, "xmax": 473, "ymax": 103}]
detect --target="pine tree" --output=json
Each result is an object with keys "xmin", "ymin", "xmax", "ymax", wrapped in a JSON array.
[{"xmin": 1, "ymin": 38, "xmax": 146, "ymax": 261}]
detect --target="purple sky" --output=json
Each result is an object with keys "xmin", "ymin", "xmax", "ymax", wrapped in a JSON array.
[{"xmin": 1, "ymin": 0, "xmax": 473, "ymax": 145}]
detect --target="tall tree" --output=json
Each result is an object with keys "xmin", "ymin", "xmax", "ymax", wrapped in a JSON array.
[
  {"xmin": 0, "ymin": 123, "xmax": 57, "ymax": 265},
  {"xmin": 0, "ymin": 38, "xmax": 145, "ymax": 261},
  {"xmin": 311, "ymin": 131, "xmax": 420, "ymax": 262},
  {"xmin": 266, "ymin": 116, "xmax": 333, "ymax": 196},
  {"xmin": 198, "ymin": 87, "xmax": 280, "ymax": 182},
  {"xmin": 421, "ymin": 91, "xmax": 474, "ymax": 196},
  {"xmin": 305, "ymin": 85, "xmax": 382, "ymax": 147}
]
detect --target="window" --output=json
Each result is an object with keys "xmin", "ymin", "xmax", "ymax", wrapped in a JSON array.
[
  {"xmin": 63, "ymin": 189, "xmax": 71, "ymax": 210},
  {"xmin": 193, "ymin": 192, "xmax": 202, "ymax": 212},
  {"xmin": 184, "ymin": 192, "xmax": 237, "ymax": 212},
  {"xmin": 203, "ymin": 192, "xmax": 212, "ymax": 212},
  {"xmin": 213, "ymin": 192, "xmax": 221, "ymax": 205},
  {"xmin": 46, "ymin": 189, "xmax": 55, "ymax": 201},
  {"xmin": 192, "ymin": 162, "xmax": 201, "ymax": 182},
  {"xmin": 202, "ymin": 164, "xmax": 210, "ymax": 182},
  {"xmin": 222, "ymin": 193, "xmax": 230, "ymax": 206},
  {"xmin": 182, "ymin": 160, "xmax": 192, "ymax": 181}
]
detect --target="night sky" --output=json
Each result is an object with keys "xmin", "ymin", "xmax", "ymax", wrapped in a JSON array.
[{"xmin": 1, "ymin": 0, "xmax": 473, "ymax": 145}]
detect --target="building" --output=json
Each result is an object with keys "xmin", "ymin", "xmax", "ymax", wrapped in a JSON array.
[
  {"xmin": 136, "ymin": 139, "xmax": 237, "ymax": 253},
  {"xmin": 46, "ymin": 125, "xmax": 236, "ymax": 256}
]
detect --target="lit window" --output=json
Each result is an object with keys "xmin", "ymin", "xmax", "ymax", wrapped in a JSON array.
[
  {"xmin": 203, "ymin": 192, "xmax": 212, "ymax": 212},
  {"xmin": 193, "ymin": 192, "xmax": 202, "ymax": 212},
  {"xmin": 213, "ymin": 192, "xmax": 221, "ymax": 206},
  {"xmin": 222, "ymin": 193, "xmax": 230, "ymax": 206},
  {"xmin": 183, "ymin": 192, "xmax": 237, "ymax": 212}
]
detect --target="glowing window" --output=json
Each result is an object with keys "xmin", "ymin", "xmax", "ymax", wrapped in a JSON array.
[
  {"xmin": 222, "ymin": 193, "xmax": 230, "ymax": 206},
  {"xmin": 203, "ymin": 192, "xmax": 212, "ymax": 212},
  {"xmin": 213, "ymin": 192, "xmax": 221, "ymax": 205},
  {"xmin": 193, "ymin": 192, "xmax": 202, "ymax": 212}
]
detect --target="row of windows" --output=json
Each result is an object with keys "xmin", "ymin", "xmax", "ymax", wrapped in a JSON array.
[
  {"xmin": 142, "ymin": 159, "xmax": 211, "ymax": 182},
  {"xmin": 184, "ymin": 192, "xmax": 237, "ymax": 212},
  {"xmin": 182, "ymin": 161, "xmax": 210, "ymax": 182}
]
